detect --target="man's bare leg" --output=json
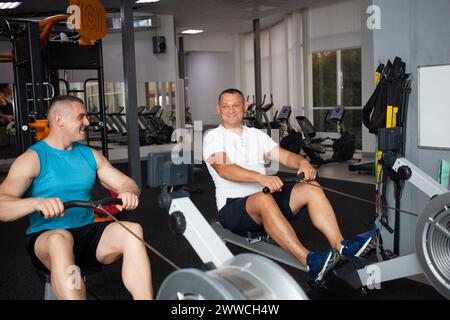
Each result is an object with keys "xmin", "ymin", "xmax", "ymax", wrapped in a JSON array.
[
  {"xmin": 34, "ymin": 230, "xmax": 86, "ymax": 299},
  {"xmin": 245, "ymin": 192, "xmax": 310, "ymax": 266},
  {"xmin": 96, "ymin": 221, "xmax": 153, "ymax": 300},
  {"xmin": 289, "ymin": 181, "xmax": 344, "ymax": 251}
]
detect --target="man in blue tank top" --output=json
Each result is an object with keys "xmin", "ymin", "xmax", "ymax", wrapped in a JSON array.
[{"xmin": 0, "ymin": 95, "xmax": 152, "ymax": 300}]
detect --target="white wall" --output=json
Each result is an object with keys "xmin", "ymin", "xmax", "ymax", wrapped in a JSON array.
[
  {"xmin": 186, "ymin": 51, "xmax": 235, "ymax": 125},
  {"xmin": 183, "ymin": 32, "xmax": 233, "ymax": 52},
  {"xmin": 62, "ymin": 14, "xmax": 177, "ymax": 82},
  {"xmin": 360, "ymin": 0, "xmax": 376, "ymax": 154}
]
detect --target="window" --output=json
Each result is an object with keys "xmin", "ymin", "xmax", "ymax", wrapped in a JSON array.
[
  {"xmin": 313, "ymin": 51, "xmax": 337, "ymax": 108},
  {"xmin": 312, "ymin": 48, "xmax": 362, "ymax": 149},
  {"xmin": 342, "ymin": 48, "xmax": 361, "ymax": 106}
]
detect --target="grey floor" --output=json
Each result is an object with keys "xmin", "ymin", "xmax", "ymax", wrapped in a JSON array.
[{"xmin": 279, "ymin": 152, "xmax": 375, "ymax": 185}]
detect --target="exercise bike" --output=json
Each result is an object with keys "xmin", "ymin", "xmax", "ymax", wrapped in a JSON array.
[
  {"xmin": 296, "ymin": 105, "xmax": 356, "ymax": 167},
  {"xmin": 244, "ymin": 94, "xmax": 275, "ymax": 137}
]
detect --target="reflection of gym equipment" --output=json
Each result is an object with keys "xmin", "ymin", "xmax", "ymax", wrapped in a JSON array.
[
  {"xmin": 148, "ymin": 151, "xmax": 308, "ymax": 300},
  {"xmin": 139, "ymin": 106, "xmax": 174, "ymax": 145},
  {"xmin": 295, "ymin": 105, "xmax": 356, "ymax": 167},
  {"xmin": 85, "ymin": 102, "xmax": 174, "ymax": 146}
]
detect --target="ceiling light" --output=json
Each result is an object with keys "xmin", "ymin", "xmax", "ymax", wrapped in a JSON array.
[
  {"xmin": 181, "ymin": 29, "xmax": 204, "ymax": 35},
  {"xmin": 0, "ymin": 2, "xmax": 22, "ymax": 9},
  {"xmin": 136, "ymin": 0, "xmax": 160, "ymax": 3}
]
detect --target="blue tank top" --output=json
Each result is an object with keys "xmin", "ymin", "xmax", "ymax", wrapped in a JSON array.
[{"xmin": 25, "ymin": 141, "xmax": 97, "ymax": 235}]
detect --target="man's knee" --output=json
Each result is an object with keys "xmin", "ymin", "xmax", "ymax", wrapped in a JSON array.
[
  {"xmin": 293, "ymin": 181, "xmax": 323, "ymax": 199},
  {"xmin": 44, "ymin": 230, "xmax": 74, "ymax": 252},
  {"xmin": 118, "ymin": 222, "xmax": 144, "ymax": 243},
  {"xmin": 35, "ymin": 230, "xmax": 75, "ymax": 266},
  {"xmin": 247, "ymin": 192, "xmax": 279, "ymax": 216},
  {"xmin": 249, "ymin": 192, "xmax": 276, "ymax": 206},
  {"xmin": 97, "ymin": 222, "xmax": 145, "ymax": 263}
]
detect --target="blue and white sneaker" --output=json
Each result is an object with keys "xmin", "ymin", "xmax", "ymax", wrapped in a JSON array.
[
  {"xmin": 340, "ymin": 236, "xmax": 376, "ymax": 258},
  {"xmin": 307, "ymin": 248, "xmax": 340, "ymax": 282}
]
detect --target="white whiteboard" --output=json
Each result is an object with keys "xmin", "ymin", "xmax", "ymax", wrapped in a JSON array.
[{"xmin": 418, "ymin": 64, "xmax": 450, "ymax": 150}]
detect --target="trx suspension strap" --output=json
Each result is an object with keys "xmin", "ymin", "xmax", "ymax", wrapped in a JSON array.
[
  {"xmin": 384, "ymin": 57, "xmax": 406, "ymax": 255},
  {"xmin": 362, "ymin": 57, "xmax": 410, "ymax": 258}
]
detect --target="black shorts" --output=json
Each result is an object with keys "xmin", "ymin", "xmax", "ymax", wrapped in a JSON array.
[
  {"xmin": 218, "ymin": 183, "xmax": 307, "ymax": 233},
  {"xmin": 25, "ymin": 221, "xmax": 115, "ymax": 273}
]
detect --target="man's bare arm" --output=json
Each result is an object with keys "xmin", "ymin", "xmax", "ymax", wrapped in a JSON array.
[
  {"xmin": 0, "ymin": 151, "xmax": 48, "ymax": 221},
  {"xmin": 265, "ymin": 146, "xmax": 316, "ymax": 180},
  {"xmin": 209, "ymin": 152, "xmax": 283, "ymax": 193},
  {"xmin": 92, "ymin": 149, "xmax": 140, "ymax": 210},
  {"xmin": 92, "ymin": 149, "xmax": 140, "ymax": 196},
  {"xmin": 209, "ymin": 152, "xmax": 261, "ymax": 182},
  {"xmin": 265, "ymin": 146, "xmax": 306, "ymax": 169}
]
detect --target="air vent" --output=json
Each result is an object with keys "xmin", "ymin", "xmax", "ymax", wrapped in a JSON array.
[{"xmin": 106, "ymin": 16, "xmax": 159, "ymax": 32}]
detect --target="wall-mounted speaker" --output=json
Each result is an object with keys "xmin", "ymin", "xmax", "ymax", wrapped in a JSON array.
[{"xmin": 153, "ymin": 36, "xmax": 166, "ymax": 54}]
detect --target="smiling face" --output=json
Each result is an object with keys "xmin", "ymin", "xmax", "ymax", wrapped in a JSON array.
[
  {"xmin": 64, "ymin": 101, "xmax": 90, "ymax": 141},
  {"xmin": 216, "ymin": 92, "xmax": 247, "ymax": 129},
  {"xmin": 49, "ymin": 100, "xmax": 90, "ymax": 142}
]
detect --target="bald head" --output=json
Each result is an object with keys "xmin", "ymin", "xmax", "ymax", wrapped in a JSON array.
[{"xmin": 47, "ymin": 95, "xmax": 85, "ymax": 128}]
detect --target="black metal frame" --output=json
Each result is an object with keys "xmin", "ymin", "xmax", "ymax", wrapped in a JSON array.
[
  {"xmin": 11, "ymin": 20, "xmax": 46, "ymax": 153},
  {"xmin": 6, "ymin": 18, "xmax": 108, "ymax": 158},
  {"xmin": 45, "ymin": 41, "xmax": 108, "ymax": 158}
]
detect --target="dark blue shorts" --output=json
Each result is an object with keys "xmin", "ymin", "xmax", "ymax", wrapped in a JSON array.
[{"xmin": 218, "ymin": 183, "xmax": 307, "ymax": 233}]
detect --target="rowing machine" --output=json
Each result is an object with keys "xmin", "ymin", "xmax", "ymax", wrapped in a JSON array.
[{"xmin": 147, "ymin": 151, "xmax": 309, "ymax": 300}]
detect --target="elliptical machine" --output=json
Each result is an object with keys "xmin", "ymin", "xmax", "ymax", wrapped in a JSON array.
[
  {"xmin": 270, "ymin": 105, "xmax": 304, "ymax": 154},
  {"xmin": 243, "ymin": 94, "xmax": 274, "ymax": 136},
  {"xmin": 295, "ymin": 105, "xmax": 356, "ymax": 167}
]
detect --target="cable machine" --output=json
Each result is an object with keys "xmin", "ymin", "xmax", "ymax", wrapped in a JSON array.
[{"xmin": 0, "ymin": 0, "xmax": 109, "ymax": 157}]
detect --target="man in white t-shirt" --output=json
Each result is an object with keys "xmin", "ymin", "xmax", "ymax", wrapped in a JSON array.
[{"xmin": 203, "ymin": 88, "xmax": 375, "ymax": 283}]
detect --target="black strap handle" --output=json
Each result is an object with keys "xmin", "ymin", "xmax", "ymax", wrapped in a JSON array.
[
  {"xmin": 262, "ymin": 172, "xmax": 307, "ymax": 194},
  {"xmin": 64, "ymin": 197, "xmax": 122, "ymax": 209}
]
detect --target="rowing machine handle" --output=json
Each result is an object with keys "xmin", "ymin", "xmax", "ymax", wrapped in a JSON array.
[
  {"xmin": 262, "ymin": 172, "xmax": 306, "ymax": 194},
  {"xmin": 63, "ymin": 197, "xmax": 123, "ymax": 209}
]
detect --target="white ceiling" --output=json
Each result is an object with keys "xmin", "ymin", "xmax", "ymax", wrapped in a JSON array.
[{"xmin": 4, "ymin": 0, "xmax": 344, "ymax": 34}]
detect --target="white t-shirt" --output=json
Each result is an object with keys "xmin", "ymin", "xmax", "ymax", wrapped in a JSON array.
[{"xmin": 203, "ymin": 125, "xmax": 278, "ymax": 211}]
